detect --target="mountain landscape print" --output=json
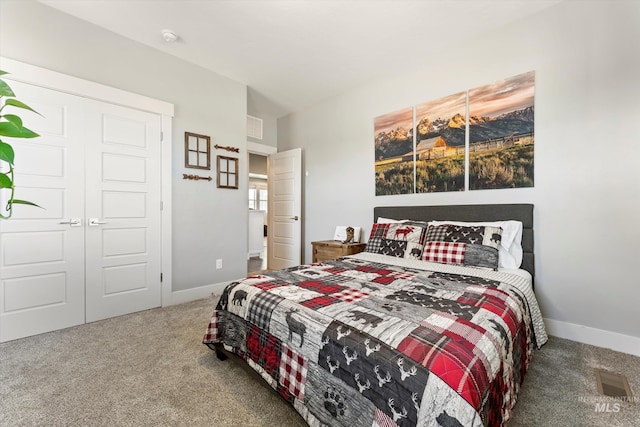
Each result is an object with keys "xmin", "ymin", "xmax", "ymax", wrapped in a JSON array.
[
  {"xmin": 374, "ymin": 107, "xmax": 414, "ymax": 195},
  {"xmin": 415, "ymin": 91, "xmax": 466, "ymax": 192},
  {"xmin": 468, "ymin": 71, "xmax": 535, "ymax": 189}
]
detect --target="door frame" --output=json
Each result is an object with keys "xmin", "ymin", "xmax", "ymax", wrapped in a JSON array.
[{"xmin": 0, "ymin": 57, "xmax": 175, "ymax": 306}]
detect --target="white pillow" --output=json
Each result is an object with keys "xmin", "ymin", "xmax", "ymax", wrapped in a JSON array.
[
  {"xmin": 376, "ymin": 217, "xmax": 407, "ymax": 223},
  {"xmin": 428, "ymin": 220, "xmax": 523, "ymax": 269}
]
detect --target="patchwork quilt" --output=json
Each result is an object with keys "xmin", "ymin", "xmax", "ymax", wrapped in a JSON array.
[{"xmin": 203, "ymin": 252, "xmax": 547, "ymax": 427}]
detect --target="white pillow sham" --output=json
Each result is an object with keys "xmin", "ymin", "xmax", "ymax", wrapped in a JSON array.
[
  {"xmin": 376, "ymin": 217, "xmax": 407, "ymax": 223},
  {"xmin": 428, "ymin": 220, "xmax": 523, "ymax": 269}
]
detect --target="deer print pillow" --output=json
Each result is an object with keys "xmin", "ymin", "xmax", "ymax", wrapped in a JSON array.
[
  {"xmin": 423, "ymin": 224, "xmax": 503, "ymax": 270},
  {"xmin": 364, "ymin": 221, "xmax": 427, "ymax": 260}
]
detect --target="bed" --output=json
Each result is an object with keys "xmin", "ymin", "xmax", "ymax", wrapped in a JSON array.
[{"xmin": 203, "ymin": 204, "xmax": 547, "ymax": 426}]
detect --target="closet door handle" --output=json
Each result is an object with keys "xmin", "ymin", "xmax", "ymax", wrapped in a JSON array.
[
  {"xmin": 290, "ymin": 216, "xmax": 299, "ymax": 221},
  {"xmin": 60, "ymin": 218, "xmax": 82, "ymax": 227},
  {"xmin": 88, "ymin": 218, "xmax": 108, "ymax": 226}
]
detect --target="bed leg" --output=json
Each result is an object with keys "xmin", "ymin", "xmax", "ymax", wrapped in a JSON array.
[{"xmin": 214, "ymin": 344, "xmax": 228, "ymax": 361}]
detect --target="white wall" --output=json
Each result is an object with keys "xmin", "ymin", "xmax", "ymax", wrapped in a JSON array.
[
  {"xmin": 0, "ymin": 1, "xmax": 248, "ymax": 294},
  {"xmin": 278, "ymin": 1, "xmax": 640, "ymax": 353}
]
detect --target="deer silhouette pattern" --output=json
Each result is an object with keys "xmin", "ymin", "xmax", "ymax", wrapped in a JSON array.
[
  {"xmin": 285, "ymin": 308, "xmax": 306, "ymax": 347},
  {"xmin": 317, "ymin": 320, "xmax": 430, "ymax": 425},
  {"xmin": 205, "ymin": 252, "xmax": 541, "ymax": 427}
]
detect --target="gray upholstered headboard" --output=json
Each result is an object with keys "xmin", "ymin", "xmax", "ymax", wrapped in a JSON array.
[{"xmin": 373, "ymin": 204, "xmax": 534, "ymax": 277}]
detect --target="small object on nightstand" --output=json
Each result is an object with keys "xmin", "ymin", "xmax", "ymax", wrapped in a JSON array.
[
  {"xmin": 311, "ymin": 240, "xmax": 367, "ymax": 263},
  {"xmin": 333, "ymin": 226, "xmax": 362, "ymax": 243},
  {"xmin": 343, "ymin": 226, "xmax": 355, "ymax": 243}
]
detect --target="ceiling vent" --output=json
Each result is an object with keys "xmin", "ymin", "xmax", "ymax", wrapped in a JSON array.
[{"xmin": 247, "ymin": 115, "xmax": 263, "ymax": 140}]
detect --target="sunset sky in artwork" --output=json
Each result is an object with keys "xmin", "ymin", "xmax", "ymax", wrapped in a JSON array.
[
  {"xmin": 469, "ymin": 71, "xmax": 535, "ymax": 118},
  {"xmin": 374, "ymin": 107, "xmax": 413, "ymax": 135},
  {"xmin": 374, "ymin": 71, "xmax": 534, "ymax": 133},
  {"xmin": 416, "ymin": 91, "xmax": 466, "ymax": 122}
]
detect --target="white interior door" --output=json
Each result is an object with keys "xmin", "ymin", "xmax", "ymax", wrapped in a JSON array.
[
  {"xmin": 84, "ymin": 101, "xmax": 162, "ymax": 323},
  {"xmin": 0, "ymin": 80, "xmax": 163, "ymax": 341},
  {"xmin": 0, "ymin": 81, "xmax": 86, "ymax": 342},
  {"xmin": 268, "ymin": 148, "xmax": 302, "ymax": 269}
]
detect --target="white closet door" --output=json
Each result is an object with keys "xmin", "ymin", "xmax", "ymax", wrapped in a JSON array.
[
  {"xmin": 0, "ymin": 82, "xmax": 86, "ymax": 342},
  {"xmin": 0, "ymin": 81, "xmax": 163, "ymax": 341},
  {"xmin": 84, "ymin": 100, "xmax": 162, "ymax": 323}
]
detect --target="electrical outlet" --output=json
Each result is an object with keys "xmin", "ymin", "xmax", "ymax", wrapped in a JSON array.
[{"xmin": 216, "ymin": 259, "xmax": 222, "ymax": 269}]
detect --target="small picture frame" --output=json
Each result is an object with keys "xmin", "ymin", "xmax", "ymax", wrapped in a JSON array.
[
  {"xmin": 217, "ymin": 155, "xmax": 239, "ymax": 189},
  {"xmin": 185, "ymin": 132, "xmax": 211, "ymax": 170}
]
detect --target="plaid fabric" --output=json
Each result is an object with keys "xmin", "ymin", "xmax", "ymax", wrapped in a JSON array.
[
  {"xmin": 252, "ymin": 280, "xmax": 284, "ymax": 291},
  {"xmin": 202, "ymin": 310, "xmax": 219, "ymax": 342},
  {"xmin": 366, "ymin": 223, "xmax": 427, "ymax": 260},
  {"xmin": 425, "ymin": 224, "xmax": 449, "ymax": 242},
  {"xmin": 333, "ymin": 287, "xmax": 370, "ymax": 303},
  {"xmin": 279, "ymin": 345, "xmax": 308, "ymax": 401},
  {"xmin": 373, "ymin": 408, "xmax": 396, "ymax": 427},
  {"xmin": 297, "ymin": 280, "xmax": 345, "ymax": 294},
  {"xmin": 398, "ymin": 315, "xmax": 491, "ymax": 409},
  {"xmin": 246, "ymin": 324, "xmax": 282, "ymax": 379},
  {"xmin": 423, "ymin": 241, "xmax": 466, "ymax": 265},
  {"xmin": 426, "ymin": 225, "xmax": 501, "ymax": 270},
  {"xmin": 458, "ymin": 287, "xmax": 520, "ymax": 333},
  {"xmin": 204, "ymin": 255, "xmax": 540, "ymax": 427},
  {"xmin": 369, "ymin": 223, "xmax": 390, "ymax": 239},
  {"xmin": 370, "ymin": 269, "xmax": 416, "ymax": 285},
  {"xmin": 300, "ymin": 295, "xmax": 340, "ymax": 310},
  {"xmin": 364, "ymin": 223, "xmax": 391, "ymax": 254},
  {"xmin": 247, "ymin": 291, "xmax": 284, "ymax": 330},
  {"xmin": 364, "ymin": 236, "xmax": 385, "ymax": 254},
  {"xmin": 355, "ymin": 265, "xmax": 393, "ymax": 275}
]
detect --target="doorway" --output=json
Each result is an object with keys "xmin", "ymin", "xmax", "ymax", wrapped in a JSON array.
[{"xmin": 248, "ymin": 152, "xmax": 269, "ymax": 274}]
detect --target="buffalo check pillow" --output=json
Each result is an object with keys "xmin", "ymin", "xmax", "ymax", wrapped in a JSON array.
[
  {"xmin": 364, "ymin": 221, "xmax": 427, "ymax": 259},
  {"xmin": 423, "ymin": 224, "xmax": 503, "ymax": 270},
  {"xmin": 423, "ymin": 241, "xmax": 466, "ymax": 265}
]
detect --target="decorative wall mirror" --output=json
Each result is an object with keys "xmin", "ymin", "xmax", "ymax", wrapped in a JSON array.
[
  {"xmin": 185, "ymin": 132, "xmax": 211, "ymax": 170},
  {"xmin": 217, "ymin": 155, "xmax": 239, "ymax": 189}
]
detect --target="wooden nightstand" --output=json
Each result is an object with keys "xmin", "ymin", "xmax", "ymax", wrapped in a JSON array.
[{"xmin": 311, "ymin": 240, "xmax": 367, "ymax": 262}]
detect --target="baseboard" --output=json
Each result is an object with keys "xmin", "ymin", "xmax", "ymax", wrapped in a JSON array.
[
  {"xmin": 164, "ymin": 281, "xmax": 232, "ymax": 306},
  {"xmin": 544, "ymin": 317, "xmax": 640, "ymax": 357}
]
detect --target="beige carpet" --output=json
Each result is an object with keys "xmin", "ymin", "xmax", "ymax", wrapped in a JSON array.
[{"xmin": 0, "ymin": 296, "xmax": 638, "ymax": 426}]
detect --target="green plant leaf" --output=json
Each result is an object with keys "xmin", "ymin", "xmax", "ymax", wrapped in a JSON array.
[
  {"xmin": 0, "ymin": 70, "xmax": 8, "ymax": 76},
  {"xmin": 0, "ymin": 79, "xmax": 15, "ymax": 97},
  {"xmin": 5, "ymin": 98, "xmax": 40, "ymax": 115},
  {"xmin": 8, "ymin": 199, "xmax": 42, "ymax": 208},
  {"xmin": 0, "ymin": 141, "xmax": 15, "ymax": 164},
  {"xmin": 0, "ymin": 172, "xmax": 13, "ymax": 188},
  {"xmin": 3, "ymin": 114, "xmax": 23, "ymax": 128},
  {"xmin": 0, "ymin": 121, "xmax": 39, "ymax": 138}
]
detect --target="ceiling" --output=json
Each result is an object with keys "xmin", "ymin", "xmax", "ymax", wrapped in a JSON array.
[{"xmin": 40, "ymin": 0, "xmax": 562, "ymax": 118}]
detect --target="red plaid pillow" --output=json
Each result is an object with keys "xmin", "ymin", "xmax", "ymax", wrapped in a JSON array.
[{"xmin": 422, "ymin": 241, "xmax": 466, "ymax": 265}]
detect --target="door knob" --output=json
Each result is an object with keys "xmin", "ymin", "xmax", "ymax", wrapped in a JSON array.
[
  {"xmin": 290, "ymin": 216, "xmax": 299, "ymax": 221},
  {"xmin": 88, "ymin": 218, "xmax": 108, "ymax": 226},
  {"xmin": 59, "ymin": 218, "xmax": 82, "ymax": 227}
]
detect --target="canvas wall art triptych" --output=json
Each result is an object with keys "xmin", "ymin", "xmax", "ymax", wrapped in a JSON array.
[{"xmin": 374, "ymin": 71, "xmax": 535, "ymax": 195}]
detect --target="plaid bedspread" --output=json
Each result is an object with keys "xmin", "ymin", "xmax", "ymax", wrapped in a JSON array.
[{"xmin": 203, "ymin": 253, "xmax": 547, "ymax": 427}]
